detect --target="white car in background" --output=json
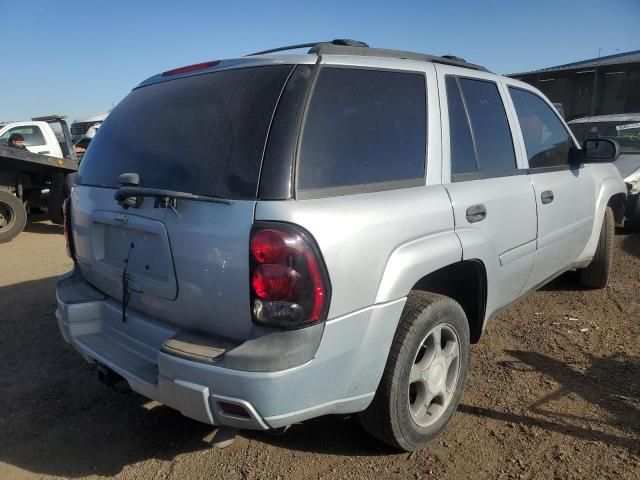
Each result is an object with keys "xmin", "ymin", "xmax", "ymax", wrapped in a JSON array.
[
  {"xmin": 70, "ymin": 112, "xmax": 109, "ymax": 142},
  {"xmin": 569, "ymin": 114, "xmax": 640, "ymax": 231}
]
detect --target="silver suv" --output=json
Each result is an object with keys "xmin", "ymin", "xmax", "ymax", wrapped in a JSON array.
[{"xmin": 56, "ymin": 40, "xmax": 626, "ymax": 451}]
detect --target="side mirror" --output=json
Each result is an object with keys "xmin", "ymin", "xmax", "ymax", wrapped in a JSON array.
[{"xmin": 582, "ymin": 138, "xmax": 620, "ymax": 163}]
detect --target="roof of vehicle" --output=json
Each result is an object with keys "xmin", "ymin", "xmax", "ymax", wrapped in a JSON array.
[
  {"xmin": 139, "ymin": 39, "xmax": 489, "ymax": 88},
  {"xmin": 249, "ymin": 39, "xmax": 489, "ymax": 72},
  {"xmin": 568, "ymin": 113, "xmax": 640, "ymax": 124},
  {"xmin": 0, "ymin": 120, "xmax": 52, "ymax": 130}
]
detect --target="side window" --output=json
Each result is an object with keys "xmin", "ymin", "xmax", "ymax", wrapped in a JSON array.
[
  {"xmin": 509, "ymin": 87, "xmax": 572, "ymax": 168},
  {"xmin": 446, "ymin": 76, "xmax": 476, "ymax": 174},
  {"xmin": 446, "ymin": 77, "xmax": 516, "ymax": 178},
  {"xmin": 0, "ymin": 126, "xmax": 46, "ymax": 146},
  {"xmin": 297, "ymin": 67, "xmax": 426, "ymax": 194}
]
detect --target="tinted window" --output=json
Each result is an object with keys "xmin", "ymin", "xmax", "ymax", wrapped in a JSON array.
[
  {"xmin": 459, "ymin": 78, "xmax": 516, "ymax": 174},
  {"xmin": 509, "ymin": 87, "xmax": 571, "ymax": 168},
  {"xmin": 0, "ymin": 126, "xmax": 45, "ymax": 146},
  {"xmin": 446, "ymin": 77, "xmax": 516, "ymax": 177},
  {"xmin": 297, "ymin": 68, "xmax": 426, "ymax": 193},
  {"xmin": 77, "ymin": 65, "xmax": 293, "ymax": 198},
  {"xmin": 446, "ymin": 77, "xmax": 477, "ymax": 174}
]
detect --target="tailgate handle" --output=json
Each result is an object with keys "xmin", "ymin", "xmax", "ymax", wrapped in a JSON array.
[
  {"xmin": 541, "ymin": 190, "xmax": 554, "ymax": 204},
  {"xmin": 466, "ymin": 204, "xmax": 487, "ymax": 223}
]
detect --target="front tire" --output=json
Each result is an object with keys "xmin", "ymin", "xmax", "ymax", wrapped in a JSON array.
[
  {"xmin": 579, "ymin": 206, "xmax": 614, "ymax": 289},
  {"xmin": 358, "ymin": 291, "xmax": 470, "ymax": 451}
]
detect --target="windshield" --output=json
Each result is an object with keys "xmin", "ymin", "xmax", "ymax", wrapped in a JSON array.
[
  {"xmin": 77, "ymin": 65, "xmax": 294, "ymax": 198},
  {"xmin": 569, "ymin": 120, "xmax": 640, "ymax": 155}
]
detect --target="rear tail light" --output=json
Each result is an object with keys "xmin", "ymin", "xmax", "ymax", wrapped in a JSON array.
[
  {"xmin": 63, "ymin": 197, "xmax": 76, "ymax": 260},
  {"xmin": 250, "ymin": 223, "xmax": 330, "ymax": 328}
]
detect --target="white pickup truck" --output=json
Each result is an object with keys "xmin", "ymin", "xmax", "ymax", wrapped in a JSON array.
[
  {"xmin": 0, "ymin": 117, "xmax": 74, "ymax": 158},
  {"xmin": 0, "ymin": 116, "xmax": 78, "ymax": 242}
]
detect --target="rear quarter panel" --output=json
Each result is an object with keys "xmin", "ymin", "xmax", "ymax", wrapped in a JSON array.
[{"xmin": 255, "ymin": 185, "xmax": 461, "ymax": 319}]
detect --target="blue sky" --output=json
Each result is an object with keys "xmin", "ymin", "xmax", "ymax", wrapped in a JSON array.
[{"xmin": 1, "ymin": 0, "xmax": 638, "ymax": 122}]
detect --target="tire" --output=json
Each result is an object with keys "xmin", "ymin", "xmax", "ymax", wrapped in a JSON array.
[
  {"xmin": 358, "ymin": 291, "xmax": 470, "ymax": 451},
  {"xmin": 0, "ymin": 191, "xmax": 28, "ymax": 244},
  {"xmin": 47, "ymin": 173, "xmax": 65, "ymax": 224},
  {"xmin": 579, "ymin": 206, "xmax": 614, "ymax": 289},
  {"xmin": 624, "ymin": 193, "xmax": 640, "ymax": 233}
]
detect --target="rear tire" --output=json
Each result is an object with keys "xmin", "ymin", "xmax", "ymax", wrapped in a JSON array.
[
  {"xmin": 579, "ymin": 206, "xmax": 614, "ymax": 289},
  {"xmin": 358, "ymin": 291, "xmax": 470, "ymax": 451},
  {"xmin": 0, "ymin": 191, "xmax": 28, "ymax": 243},
  {"xmin": 47, "ymin": 173, "xmax": 65, "ymax": 225}
]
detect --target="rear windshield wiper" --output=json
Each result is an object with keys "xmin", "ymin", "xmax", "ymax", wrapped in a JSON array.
[{"xmin": 114, "ymin": 187, "xmax": 233, "ymax": 206}]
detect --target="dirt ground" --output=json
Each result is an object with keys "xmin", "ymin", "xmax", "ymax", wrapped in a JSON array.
[{"xmin": 0, "ymin": 218, "xmax": 638, "ymax": 480}]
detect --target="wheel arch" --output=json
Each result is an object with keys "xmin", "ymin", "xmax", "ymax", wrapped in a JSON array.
[
  {"xmin": 608, "ymin": 191, "xmax": 626, "ymax": 225},
  {"xmin": 577, "ymin": 176, "xmax": 627, "ymax": 262},
  {"xmin": 410, "ymin": 260, "xmax": 488, "ymax": 343}
]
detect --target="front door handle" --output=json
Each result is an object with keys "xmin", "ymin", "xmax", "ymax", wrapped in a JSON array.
[
  {"xmin": 466, "ymin": 204, "xmax": 487, "ymax": 223},
  {"xmin": 541, "ymin": 190, "xmax": 554, "ymax": 204}
]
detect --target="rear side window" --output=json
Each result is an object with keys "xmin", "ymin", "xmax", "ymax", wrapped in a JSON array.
[
  {"xmin": 297, "ymin": 67, "xmax": 426, "ymax": 195},
  {"xmin": 0, "ymin": 126, "xmax": 46, "ymax": 146},
  {"xmin": 509, "ymin": 87, "xmax": 572, "ymax": 168},
  {"xmin": 446, "ymin": 76, "xmax": 516, "ymax": 178},
  {"xmin": 77, "ymin": 65, "xmax": 294, "ymax": 199},
  {"xmin": 446, "ymin": 77, "xmax": 476, "ymax": 174}
]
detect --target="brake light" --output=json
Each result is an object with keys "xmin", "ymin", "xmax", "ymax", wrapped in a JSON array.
[
  {"xmin": 250, "ymin": 223, "xmax": 330, "ymax": 328},
  {"xmin": 161, "ymin": 60, "xmax": 220, "ymax": 77},
  {"xmin": 63, "ymin": 197, "xmax": 76, "ymax": 260}
]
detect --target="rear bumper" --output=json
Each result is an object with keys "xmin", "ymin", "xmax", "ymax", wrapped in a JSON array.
[{"xmin": 56, "ymin": 268, "xmax": 405, "ymax": 430}]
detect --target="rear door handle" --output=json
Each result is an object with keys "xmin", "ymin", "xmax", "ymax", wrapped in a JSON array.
[
  {"xmin": 541, "ymin": 190, "xmax": 554, "ymax": 204},
  {"xmin": 466, "ymin": 204, "xmax": 487, "ymax": 223}
]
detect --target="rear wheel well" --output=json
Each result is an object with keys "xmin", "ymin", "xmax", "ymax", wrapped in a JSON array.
[
  {"xmin": 608, "ymin": 193, "xmax": 626, "ymax": 225},
  {"xmin": 411, "ymin": 260, "xmax": 487, "ymax": 343}
]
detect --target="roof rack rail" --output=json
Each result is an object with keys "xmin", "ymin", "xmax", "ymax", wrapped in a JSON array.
[
  {"xmin": 247, "ymin": 39, "xmax": 488, "ymax": 72},
  {"xmin": 247, "ymin": 39, "xmax": 368, "ymax": 57},
  {"xmin": 310, "ymin": 44, "xmax": 488, "ymax": 72}
]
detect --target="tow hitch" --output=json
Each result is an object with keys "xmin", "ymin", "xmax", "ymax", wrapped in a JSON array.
[{"xmin": 96, "ymin": 364, "xmax": 131, "ymax": 394}]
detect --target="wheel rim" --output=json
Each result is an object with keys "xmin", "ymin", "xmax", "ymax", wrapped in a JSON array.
[
  {"xmin": 408, "ymin": 323, "xmax": 461, "ymax": 427},
  {"xmin": 0, "ymin": 202, "xmax": 15, "ymax": 231}
]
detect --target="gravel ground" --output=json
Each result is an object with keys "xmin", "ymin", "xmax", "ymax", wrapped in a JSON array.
[{"xmin": 0, "ymin": 219, "xmax": 638, "ymax": 479}]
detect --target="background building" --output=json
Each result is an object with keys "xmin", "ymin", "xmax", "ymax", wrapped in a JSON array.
[{"xmin": 509, "ymin": 50, "xmax": 640, "ymax": 121}]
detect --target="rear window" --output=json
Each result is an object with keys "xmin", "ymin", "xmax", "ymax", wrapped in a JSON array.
[
  {"xmin": 297, "ymin": 67, "xmax": 426, "ymax": 195},
  {"xmin": 77, "ymin": 65, "xmax": 294, "ymax": 198}
]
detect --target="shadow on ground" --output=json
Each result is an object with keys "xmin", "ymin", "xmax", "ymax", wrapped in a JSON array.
[
  {"xmin": 24, "ymin": 213, "xmax": 63, "ymax": 235},
  {"xmin": 0, "ymin": 276, "xmax": 388, "ymax": 478},
  {"xmin": 460, "ymin": 349, "xmax": 640, "ymax": 455},
  {"xmin": 619, "ymin": 231, "xmax": 640, "ymax": 258},
  {"xmin": 0, "ymin": 276, "xmax": 213, "ymax": 477}
]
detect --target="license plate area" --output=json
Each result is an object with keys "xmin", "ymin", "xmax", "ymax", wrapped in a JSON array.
[{"xmin": 90, "ymin": 210, "xmax": 178, "ymax": 300}]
